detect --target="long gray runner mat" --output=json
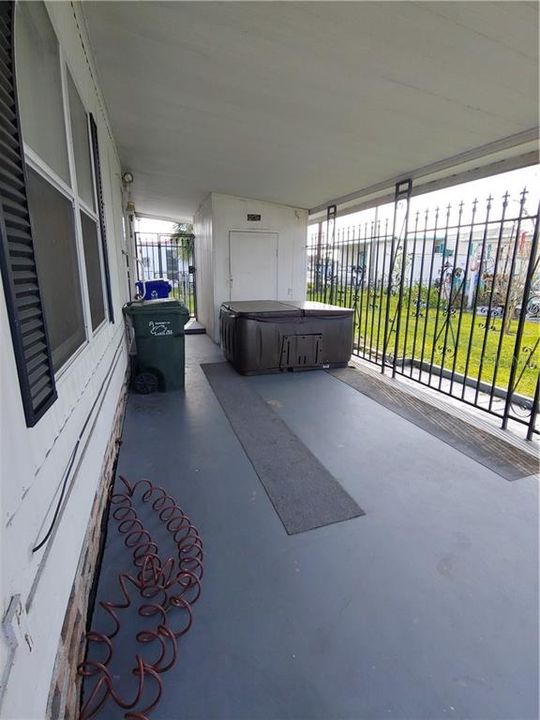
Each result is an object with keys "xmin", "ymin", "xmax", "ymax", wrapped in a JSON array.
[
  {"xmin": 330, "ymin": 367, "xmax": 538, "ymax": 482},
  {"xmin": 202, "ymin": 362, "xmax": 364, "ymax": 534}
]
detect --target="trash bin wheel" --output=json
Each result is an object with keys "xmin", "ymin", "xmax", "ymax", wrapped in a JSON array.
[{"xmin": 134, "ymin": 371, "xmax": 159, "ymax": 394}]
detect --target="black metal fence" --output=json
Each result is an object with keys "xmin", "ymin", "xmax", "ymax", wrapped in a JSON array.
[
  {"xmin": 135, "ymin": 232, "xmax": 196, "ymax": 316},
  {"xmin": 307, "ymin": 185, "xmax": 540, "ymax": 440}
]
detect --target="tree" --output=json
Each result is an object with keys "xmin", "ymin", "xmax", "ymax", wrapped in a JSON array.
[{"xmin": 171, "ymin": 222, "xmax": 194, "ymax": 262}]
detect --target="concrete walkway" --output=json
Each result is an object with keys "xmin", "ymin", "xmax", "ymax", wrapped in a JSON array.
[{"xmin": 92, "ymin": 333, "xmax": 538, "ymax": 720}]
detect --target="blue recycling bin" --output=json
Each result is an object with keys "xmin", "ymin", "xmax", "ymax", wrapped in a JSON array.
[{"xmin": 136, "ymin": 279, "xmax": 172, "ymax": 300}]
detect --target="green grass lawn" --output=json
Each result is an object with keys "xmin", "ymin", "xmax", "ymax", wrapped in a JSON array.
[
  {"xmin": 308, "ymin": 286, "xmax": 539, "ymax": 398},
  {"xmin": 170, "ymin": 286, "xmax": 195, "ymax": 316}
]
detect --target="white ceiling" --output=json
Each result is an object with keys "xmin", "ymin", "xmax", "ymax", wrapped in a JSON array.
[{"xmin": 82, "ymin": 1, "xmax": 539, "ymax": 220}]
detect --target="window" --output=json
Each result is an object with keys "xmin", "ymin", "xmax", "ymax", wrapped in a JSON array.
[
  {"xmin": 26, "ymin": 167, "xmax": 86, "ymax": 370},
  {"xmin": 15, "ymin": 3, "xmax": 111, "ymax": 359},
  {"xmin": 80, "ymin": 211, "xmax": 105, "ymax": 330},
  {"xmin": 14, "ymin": 1, "xmax": 70, "ymax": 183},
  {"xmin": 68, "ymin": 72, "xmax": 95, "ymax": 211},
  {"xmin": 69, "ymin": 76, "xmax": 110, "ymax": 330}
]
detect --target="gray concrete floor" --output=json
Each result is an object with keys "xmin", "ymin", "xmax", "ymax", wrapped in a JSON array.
[{"xmin": 91, "ymin": 334, "xmax": 538, "ymax": 720}]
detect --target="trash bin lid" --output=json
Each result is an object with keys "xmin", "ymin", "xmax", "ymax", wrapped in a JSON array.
[{"xmin": 123, "ymin": 298, "xmax": 190, "ymax": 316}]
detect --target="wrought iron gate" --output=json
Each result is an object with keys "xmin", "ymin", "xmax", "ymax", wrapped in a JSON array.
[
  {"xmin": 307, "ymin": 183, "xmax": 540, "ymax": 440},
  {"xmin": 135, "ymin": 231, "xmax": 196, "ymax": 317}
]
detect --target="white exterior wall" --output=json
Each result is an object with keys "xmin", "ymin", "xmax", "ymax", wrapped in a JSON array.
[
  {"xmin": 0, "ymin": 3, "xmax": 131, "ymax": 718},
  {"xmin": 193, "ymin": 194, "xmax": 215, "ymax": 340},
  {"xmin": 196, "ymin": 193, "xmax": 308, "ymax": 343}
]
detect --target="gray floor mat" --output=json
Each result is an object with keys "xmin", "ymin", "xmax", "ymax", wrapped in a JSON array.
[
  {"xmin": 202, "ymin": 362, "xmax": 364, "ymax": 534},
  {"xmin": 330, "ymin": 366, "xmax": 538, "ymax": 482}
]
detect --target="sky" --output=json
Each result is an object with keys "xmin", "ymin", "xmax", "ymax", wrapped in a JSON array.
[
  {"xmin": 328, "ymin": 164, "xmax": 540, "ymax": 237},
  {"xmin": 136, "ymin": 217, "xmax": 177, "ymax": 235}
]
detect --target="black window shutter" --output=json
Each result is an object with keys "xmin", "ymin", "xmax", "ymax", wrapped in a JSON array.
[
  {"xmin": 89, "ymin": 114, "xmax": 114, "ymax": 323},
  {"xmin": 0, "ymin": 1, "xmax": 57, "ymax": 426}
]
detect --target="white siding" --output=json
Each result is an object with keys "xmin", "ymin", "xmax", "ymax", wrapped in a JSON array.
[{"xmin": 0, "ymin": 3, "xmax": 131, "ymax": 717}]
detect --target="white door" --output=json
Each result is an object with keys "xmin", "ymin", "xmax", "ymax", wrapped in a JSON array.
[{"xmin": 229, "ymin": 231, "xmax": 278, "ymax": 301}]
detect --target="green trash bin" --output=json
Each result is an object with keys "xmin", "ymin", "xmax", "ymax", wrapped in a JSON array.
[{"xmin": 123, "ymin": 299, "xmax": 190, "ymax": 392}]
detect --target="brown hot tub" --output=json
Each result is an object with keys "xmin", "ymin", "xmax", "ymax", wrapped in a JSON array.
[{"xmin": 219, "ymin": 300, "xmax": 353, "ymax": 375}]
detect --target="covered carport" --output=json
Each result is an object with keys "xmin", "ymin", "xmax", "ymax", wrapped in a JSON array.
[
  {"xmin": 83, "ymin": 1, "xmax": 539, "ymax": 354},
  {"xmin": 83, "ymin": 1, "xmax": 538, "ymax": 221}
]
